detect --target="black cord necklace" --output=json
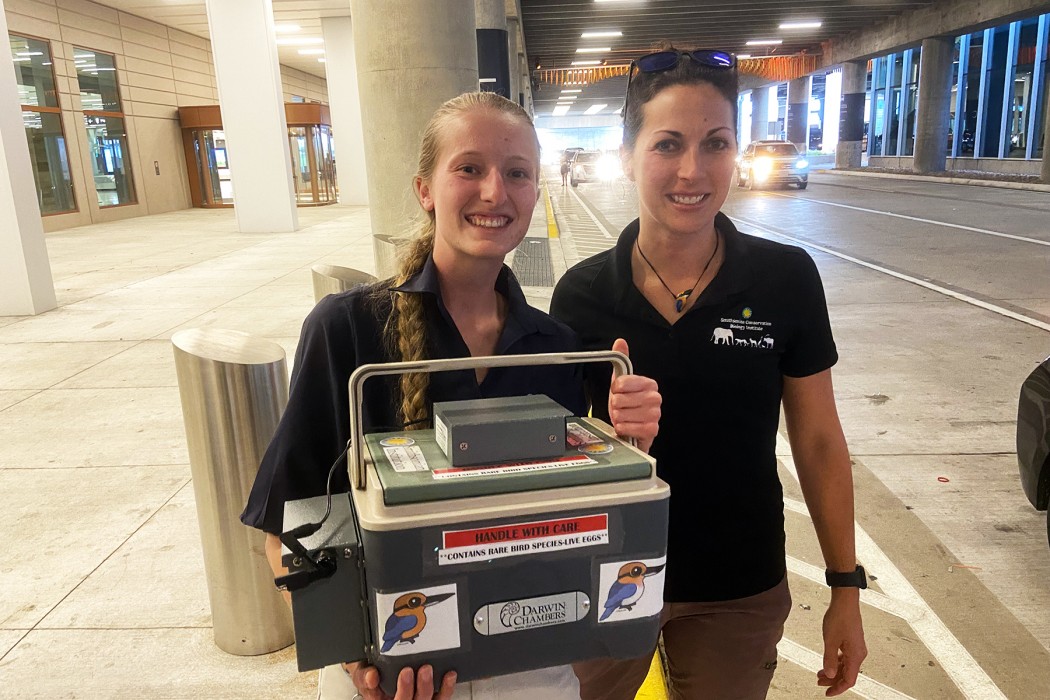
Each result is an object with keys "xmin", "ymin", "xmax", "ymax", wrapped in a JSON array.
[{"xmin": 636, "ymin": 231, "xmax": 720, "ymax": 313}]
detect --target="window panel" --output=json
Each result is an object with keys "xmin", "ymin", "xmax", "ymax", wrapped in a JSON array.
[
  {"xmin": 73, "ymin": 48, "xmax": 121, "ymax": 113},
  {"xmin": 23, "ymin": 110, "xmax": 76, "ymax": 215},
  {"xmin": 9, "ymin": 34, "xmax": 57, "ymax": 108},
  {"xmin": 85, "ymin": 115, "xmax": 136, "ymax": 207}
]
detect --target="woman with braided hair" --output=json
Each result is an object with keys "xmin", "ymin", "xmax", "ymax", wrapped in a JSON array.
[{"xmin": 242, "ymin": 91, "xmax": 661, "ymax": 700}]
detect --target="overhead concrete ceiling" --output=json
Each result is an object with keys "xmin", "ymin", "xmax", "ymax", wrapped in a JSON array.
[
  {"xmin": 86, "ymin": 0, "xmax": 349, "ymax": 78},
  {"xmin": 520, "ymin": 0, "xmax": 941, "ymax": 117}
]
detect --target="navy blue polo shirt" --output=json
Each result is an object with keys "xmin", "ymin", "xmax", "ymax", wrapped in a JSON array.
[
  {"xmin": 243, "ymin": 257, "xmax": 586, "ymax": 535},
  {"xmin": 551, "ymin": 213, "xmax": 837, "ymax": 602}
]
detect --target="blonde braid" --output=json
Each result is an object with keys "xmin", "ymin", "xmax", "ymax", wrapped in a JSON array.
[
  {"xmin": 392, "ymin": 227, "xmax": 435, "ymax": 428},
  {"xmin": 383, "ymin": 91, "xmax": 538, "ymax": 429}
]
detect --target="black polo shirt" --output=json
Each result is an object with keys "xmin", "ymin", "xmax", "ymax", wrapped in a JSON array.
[
  {"xmin": 243, "ymin": 257, "xmax": 587, "ymax": 535},
  {"xmin": 551, "ymin": 213, "xmax": 837, "ymax": 602}
]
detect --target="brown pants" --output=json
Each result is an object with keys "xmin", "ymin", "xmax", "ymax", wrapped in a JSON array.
[{"xmin": 574, "ymin": 577, "xmax": 791, "ymax": 700}]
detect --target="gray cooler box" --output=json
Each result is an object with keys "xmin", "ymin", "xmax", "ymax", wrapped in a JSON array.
[{"xmin": 280, "ymin": 352, "xmax": 670, "ymax": 695}]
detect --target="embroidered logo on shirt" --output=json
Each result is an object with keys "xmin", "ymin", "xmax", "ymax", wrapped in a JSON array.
[{"xmin": 711, "ymin": 307, "xmax": 775, "ymax": 349}]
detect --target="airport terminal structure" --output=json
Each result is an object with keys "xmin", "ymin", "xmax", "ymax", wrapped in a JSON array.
[{"xmin": 2, "ymin": 1, "xmax": 1050, "ymax": 698}]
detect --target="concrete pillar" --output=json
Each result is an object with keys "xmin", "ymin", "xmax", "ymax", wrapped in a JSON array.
[
  {"xmin": 1042, "ymin": 98, "xmax": 1050, "ymax": 182},
  {"xmin": 349, "ymin": 0, "xmax": 478, "ymax": 278},
  {"xmin": 0, "ymin": 6, "xmax": 56, "ymax": 316},
  {"xmin": 750, "ymin": 86, "xmax": 770, "ymax": 143},
  {"xmin": 204, "ymin": 0, "xmax": 297, "ymax": 233},
  {"xmin": 836, "ymin": 61, "xmax": 867, "ymax": 169},
  {"xmin": 913, "ymin": 36, "xmax": 954, "ymax": 174},
  {"xmin": 475, "ymin": 0, "xmax": 510, "ymax": 98},
  {"xmin": 321, "ymin": 16, "xmax": 368, "ymax": 205},
  {"xmin": 787, "ymin": 77, "xmax": 809, "ymax": 151},
  {"xmin": 507, "ymin": 16, "xmax": 521, "ymax": 104}
]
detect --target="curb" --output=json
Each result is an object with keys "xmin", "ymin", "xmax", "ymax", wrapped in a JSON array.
[{"xmin": 814, "ymin": 168, "xmax": 1050, "ymax": 193}]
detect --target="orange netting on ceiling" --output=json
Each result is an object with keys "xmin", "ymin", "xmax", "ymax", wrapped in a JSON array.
[{"xmin": 537, "ymin": 54, "xmax": 818, "ymax": 87}]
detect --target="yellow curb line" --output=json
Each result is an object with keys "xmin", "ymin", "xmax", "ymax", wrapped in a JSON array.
[
  {"xmin": 636, "ymin": 651, "xmax": 668, "ymax": 699},
  {"xmin": 543, "ymin": 182, "xmax": 560, "ymax": 239}
]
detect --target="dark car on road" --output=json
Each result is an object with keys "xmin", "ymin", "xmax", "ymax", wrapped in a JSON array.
[
  {"xmin": 1017, "ymin": 355, "xmax": 1050, "ymax": 545},
  {"xmin": 737, "ymin": 140, "xmax": 809, "ymax": 190}
]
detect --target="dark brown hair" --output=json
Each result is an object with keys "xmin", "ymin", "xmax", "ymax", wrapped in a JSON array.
[{"xmin": 623, "ymin": 41, "xmax": 739, "ymax": 148}]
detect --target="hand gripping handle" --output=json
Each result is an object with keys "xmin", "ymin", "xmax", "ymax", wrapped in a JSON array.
[{"xmin": 346, "ymin": 350, "xmax": 632, "ymax": 490}]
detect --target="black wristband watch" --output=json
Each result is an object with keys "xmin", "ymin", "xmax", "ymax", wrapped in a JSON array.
[{"xmin": 825, "ymin": 565, "xmax": 867, "ymax": 589}]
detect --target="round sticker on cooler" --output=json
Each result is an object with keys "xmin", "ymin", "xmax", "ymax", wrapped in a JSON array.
[
  {"xmin": 579, "ymin": 443, "xmax": 614, "ymax": 455},
  {"xmin": 380, "ymin": 437, "xmax": 416, "ymax": 447}
]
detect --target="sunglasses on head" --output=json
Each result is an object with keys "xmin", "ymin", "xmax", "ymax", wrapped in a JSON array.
[{"xmin": 624, "ymin": 49, "xmax": 736, "ymax": 114}]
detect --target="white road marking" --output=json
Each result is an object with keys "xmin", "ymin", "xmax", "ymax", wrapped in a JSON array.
[
  {"xmin": 732, "ymin": 215, "xmax": 1050, "ymax": 333},
  {"xmin": 777, "ymin": 436, "xmax": 1008, "ymax": 699},
  {"xmin": 761, "ymin": 191, "xmax": 1050, "ymax": 247},
  {"xmin": 777, "ymin": 638, "xmax": 917, "ymax": 700},
  {"xmin": 569, "ymin": 187, "xmax": 614, "ymax": 238}
]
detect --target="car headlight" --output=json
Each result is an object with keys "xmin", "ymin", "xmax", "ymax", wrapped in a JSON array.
[
  {"xmin": 597, "ymin": 155, "xmax": 622, "ymax": 181},
  {"xmin": 795, "ymin": 158, "xmax": 809, "ymax": 169},
  {"xmin": 753, "ymin": 157, "xmax": 773, "ymax": 180}
]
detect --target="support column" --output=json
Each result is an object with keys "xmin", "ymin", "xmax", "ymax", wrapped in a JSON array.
[
  {"xmin": 0, "ymin": 6, "xmax": 56, "ymax": 315},
  {"xmin": 837, "ymin": 61, "xmax": 867, "ymax": 169},
  {"xmin": 750, "ymin": 86, "xmax": 770, "ymax": 142},
  {"xmin": 321, "ymin": 16, "xmax": 368, "ymax": 205},
  {"xmin": 913, "ymin": 36, "xmax": 954, "ymax": 173},
  {"xmin": 349, "ymin": 0, "xmax": 478, "ymax": 278},
  {"xmin": 1042, "ymin": 93, "xmax": 1050, "ymax": 182},
  {"xmin": 506, "ymin": 16, "xmax": 520, "ymax": 104},
  {"xmin": 787, "ymin": 77, "xmax": 809, "ymax": 151},
  {"xmin": 204, "ymin": 0, "xmax": 297, "ymax": 232},
  {"xmin": 475, "ymin": 0, "xmax": 509, "ymax": 98}
]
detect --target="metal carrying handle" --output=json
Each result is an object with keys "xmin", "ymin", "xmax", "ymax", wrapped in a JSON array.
[{"xmin": 347, "ymin": 350, "xmax": 633, "ymax": 490}]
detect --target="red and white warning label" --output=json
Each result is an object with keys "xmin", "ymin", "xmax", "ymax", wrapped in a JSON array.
[{"xmin": 438, "ymin": 514, "xmax": 609, "ymax": 566}]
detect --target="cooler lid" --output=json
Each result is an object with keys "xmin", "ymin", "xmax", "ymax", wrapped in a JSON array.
[{"xmin": 364, "ymin": 417, "xmax": 651, "ymax": 506}]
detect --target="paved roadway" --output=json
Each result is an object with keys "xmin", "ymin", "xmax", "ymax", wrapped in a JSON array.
[{"xmin": 545, "ymin": 171, "xmax": 1050, "ymax": 699}]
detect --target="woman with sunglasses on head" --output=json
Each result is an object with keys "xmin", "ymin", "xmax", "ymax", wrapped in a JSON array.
[
  {"xmin": 551, "ymin": 45, "xmax": 866, "ymax": 699},
  {"xmin": 242, "ymin": 91, "xmax": 660, "ymax": 700}
]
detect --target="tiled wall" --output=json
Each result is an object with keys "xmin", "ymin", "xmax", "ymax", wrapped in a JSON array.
[{"xmin": 5, "ymin": 0, "xmax": 329, "ymax": 231}]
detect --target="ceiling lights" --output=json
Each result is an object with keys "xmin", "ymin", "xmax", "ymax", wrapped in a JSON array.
[
  {"xmin": 581, "ymin": 31, "xmax": 622, "ymax": 38},
  {"xmin": 561, "ymin": 89, "xmax": 582, "ymax": 93},
  {"xmin": 298, "ymin": 48, "xmax": 324, "ymax": 55},
  {"xmin": 584, "ymin": 103, "xmax": 608, "ymax": 115},
  {"xmin": 780, "ymin": 21, "xmax": 822, "ymax": 30},
  {"xmin": 553, "ymin": 104, "xmax": 571, "ymax": 116},
  {"xmin": 746, "ymin": 39, "xmax": 783, "ymax": 46},
  {"xmin": 576, "ymin": 47, "xmax": 611, "ymax": 53},
  {"xmin": 276, "ymin": 37, "xmax": 323, "ymax": 46},
  {"xmin": 572, "ymin": 60, "xmax": 601, "ymax": 66}
]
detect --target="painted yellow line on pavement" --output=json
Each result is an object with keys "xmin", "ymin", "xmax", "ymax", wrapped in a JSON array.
[
  {"xmin": 543, "ymin": 183, "xmax": 560, "ymax": 238},
  {"xmin": 635, "ymin": 652, "xmax": 667, "ymax": 699}
]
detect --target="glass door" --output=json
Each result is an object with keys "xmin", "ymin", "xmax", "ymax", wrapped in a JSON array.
[{"xmin": 190, "ymin": 129, "xmax": 233, "ymax": 206}]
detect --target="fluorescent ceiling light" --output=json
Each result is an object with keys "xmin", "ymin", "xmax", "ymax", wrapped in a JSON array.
[
  {"xmin": 737, "ymin": 54, "xmax": 752, "ymax": 59},
  {"xmin": 12, "ymin": 57, "xmax": 31, "ymax": 62},
  {"xmin": 582, "ymin": 31, "xmax": 622, "ymax": 38},
  {"xmin": 572, "ymin": 60, "xmax": 601, "ymax": 66},
  {"xmin": 298, "ymin": 48, "xmax": 324, "ymax": 55},
  {"xmin": 16, "ymin": 51, "xmax": 43, "ymax": 56},
  {"xmin": 576, "ymin": 47, "xmax": 610, "ymax": 53},
  {"xmin": 553, "ymin": 105, "xmax": 571, "ymax": 116},
  {"xmin": 780, "ymin": 21, "xmax": 822, "ymax": 29},
  {"xmin": 561, "ymin": 89, "xmax": 582, "ymax": 93},
  {"xmin": 274, "ymin": 23, "xmax": 300, "ymax": 33},
  {"xmin": 276, "ymin": 37, "xmax": 323, "ymax": 46},
  {"xmin": 746, "ymin": 39, "xmax": 783, "ymax": 46},
  {"xmin": 558, "ymin": 95, "xmax": 577, "ymax": 100},
  {"xmin": 584, "ymin": 103, "xmax": 608, "ymax": 115}
]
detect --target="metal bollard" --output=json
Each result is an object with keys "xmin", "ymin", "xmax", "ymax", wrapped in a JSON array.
[
  {"xmin": 172, "ymin": 328, "xmax": 294, "ymax": 656},
  {"xmin": 310, "ymin": 264, "xmax": 378, "ymax": 303}
]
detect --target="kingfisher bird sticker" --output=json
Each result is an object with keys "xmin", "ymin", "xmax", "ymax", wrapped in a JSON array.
[
  {"xmin": 375, "ymin": 583, "xmax": 459, "ymax": 656},
  {"xmin": 596, "ymin": 556, "xmax": 666, "ymax": 623}
]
